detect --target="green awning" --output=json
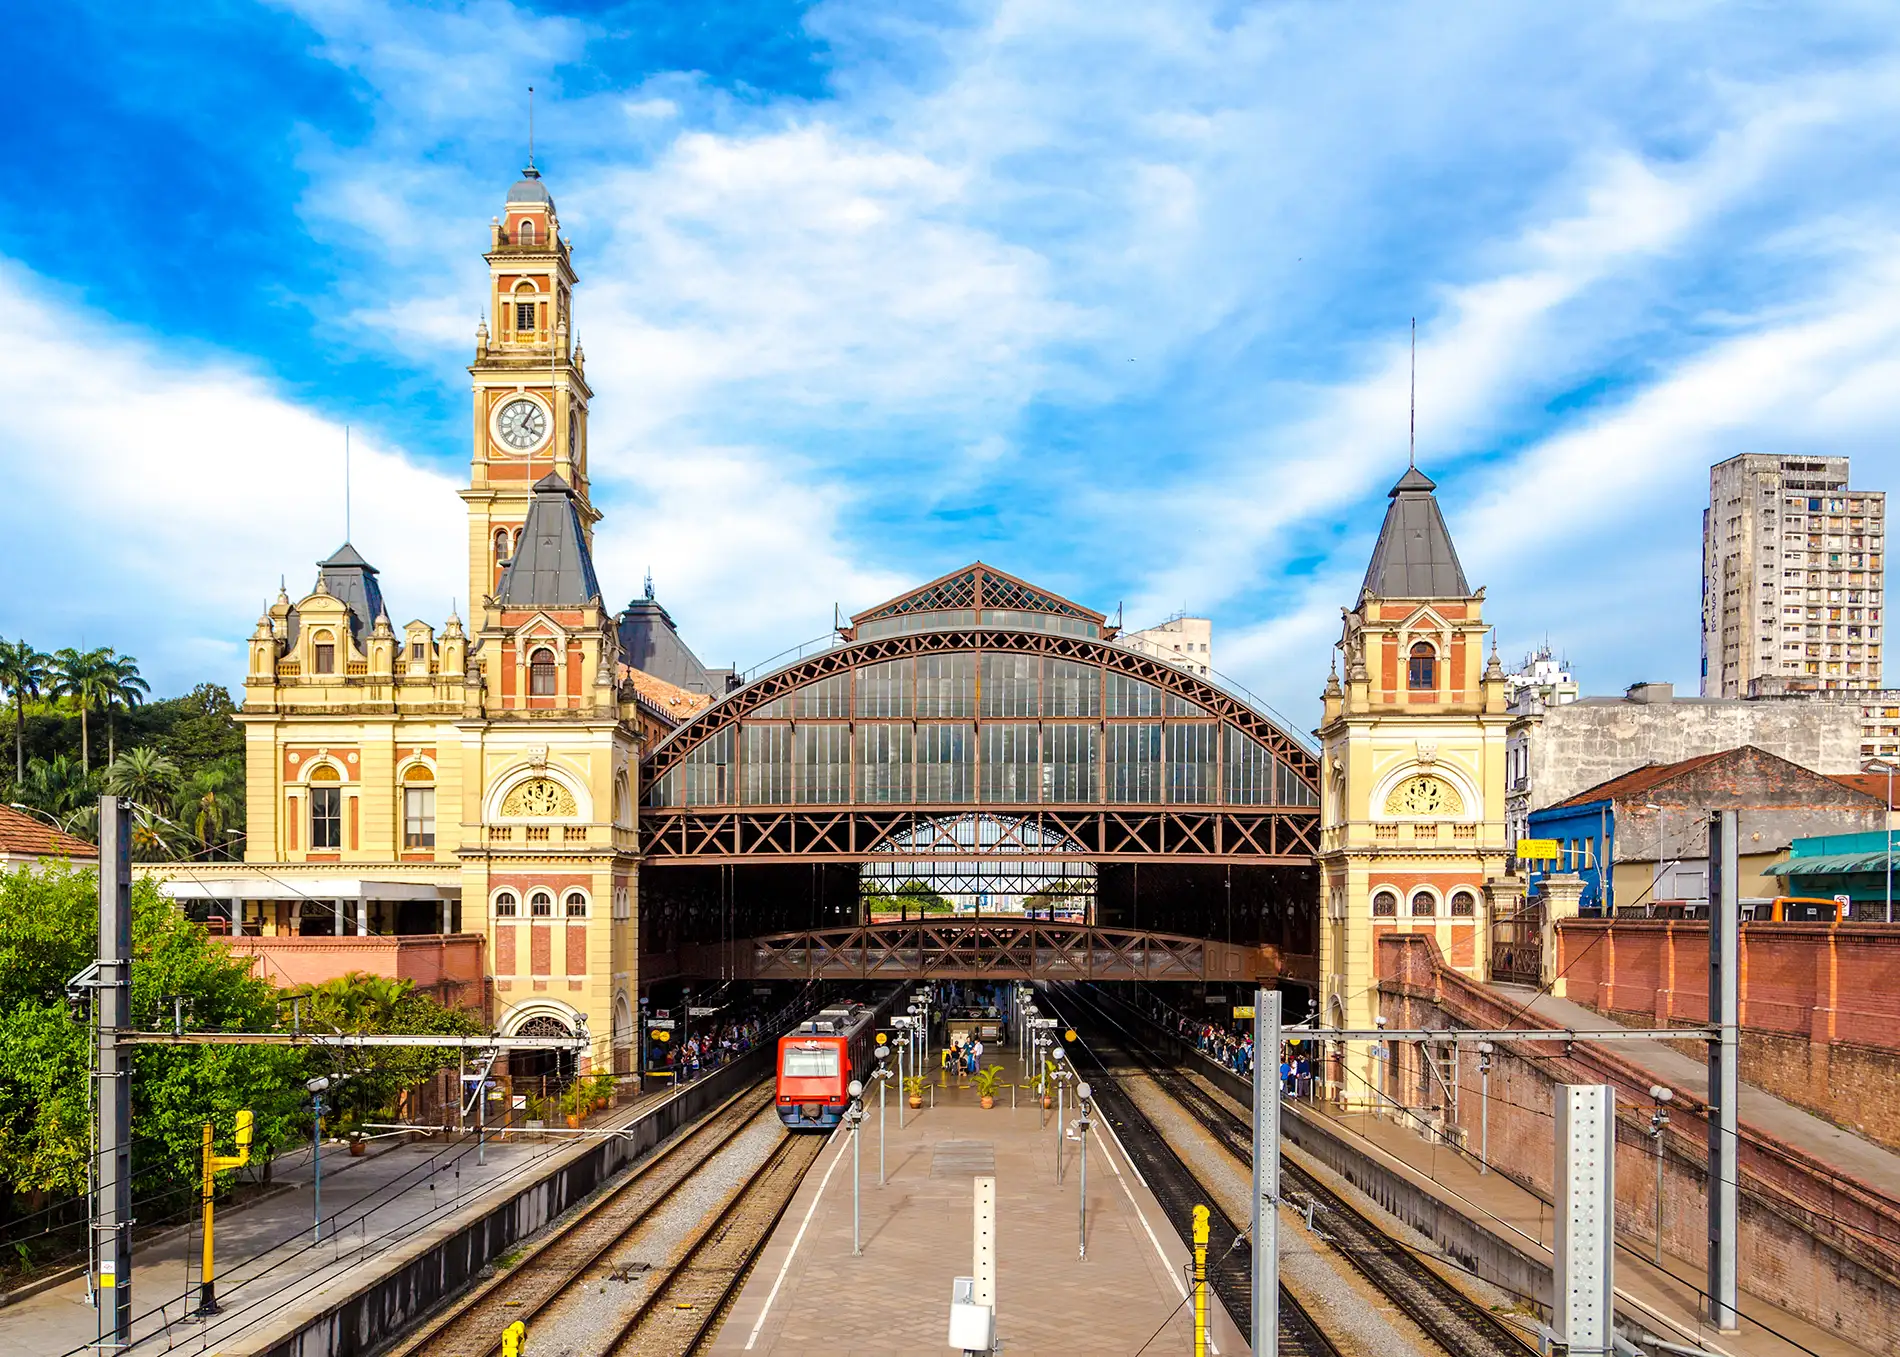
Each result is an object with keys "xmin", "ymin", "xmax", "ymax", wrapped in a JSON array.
[{"xmin": 1766, "ymin": 851, "xmax": 1897, "ymax": 877}]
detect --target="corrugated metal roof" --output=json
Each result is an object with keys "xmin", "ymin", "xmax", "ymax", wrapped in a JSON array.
[
  {"xmin": 1360, "ymin": 466, "xmax": 1471, "ymax": 599},
  {"xmin": 1766, "ymin": 851, "xmax": 1896, "ymax": 876}
]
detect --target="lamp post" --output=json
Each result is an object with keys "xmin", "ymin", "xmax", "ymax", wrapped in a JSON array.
[
  {"xmin": 1647, "ymin": 1084, "xmax": 1674, "ymax": 1265},
  {"xmin": 1075, "ymin": 1080, "xmax": 1093, "ymax": 1259},
  {"xmin": 1644, "ymin": 802, "xmax": 1668, "ymax": 914},
  {"xmin": 847, "ymin": 1079, "xmax": 865, "ymax": 1256},
  {"xmin": 1476, "ymin": 1042, "xmax": 1493, "ymax": 1174},
  {"xmin": 874, "ymin": 1042, "xmax": 891, "ymax": 1185},
  {"xmin": 1868, "ymin": 759, "xmax": 1899, "ymax": 923},
  {"xmin": 1051, "ymin": 1043, "xmax": 1070, "ymax": 1184}
]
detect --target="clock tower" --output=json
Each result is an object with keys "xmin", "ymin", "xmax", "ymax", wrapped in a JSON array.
[
  {"xmin": 463, "ymin": 162, "xmax": 596, "ymax": 624},
  {"xmin": 1316, "ymin": 466, "xmax": 1513, "ymax": 1107}
]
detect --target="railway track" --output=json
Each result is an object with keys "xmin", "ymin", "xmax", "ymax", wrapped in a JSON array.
[
  {"xmin": 1054, "ymin": 985, "xmax": 1536, "ymax": 1357},
  {"xmin": 1036, "ymin": 994, "xmax": 1343, "ymax": 1357},
  {"xmin": 384, "ymin": 1079, "xmax": 800, "ymax": 1357}
]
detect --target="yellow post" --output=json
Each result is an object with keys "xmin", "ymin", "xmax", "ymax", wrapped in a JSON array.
[
  {"xmin": 195, "ymin": 1110, "xmax": 254, "ymax": 1315},
  {"xmin": 501, "ymin": 1319, "xmax": 527, "ymax": 1356},
  {"xmin": 1192, "ymin": 1204, "xmax": 1210, "ymax": 1357}
]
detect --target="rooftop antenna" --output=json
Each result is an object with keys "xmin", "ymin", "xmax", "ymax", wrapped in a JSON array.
[
  {"xmin": 1408, "ymin": 317, "xmax": 1417, "ymax": 469},
  {"xmin": 527, "ymin": 85, "xmax": 536, "ymax": 171}
]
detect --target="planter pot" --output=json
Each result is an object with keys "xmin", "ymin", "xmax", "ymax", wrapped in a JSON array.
[
  {"xmin": 908, "ymin": 1095, "xmax": 924, "ymax": 1109},
  {"xmin": 1041, "ymin": 1096, "xmax": 1053, "ymax": 1110},
  {"xmin": 348, "ymin": 1138, "xmax": 367, "ymax": 1157},
  {"xmin": 565, "ymin": 1114, "xmax": 582, "ymax": 1129},
  {"xmin": 980, "ymin": 1096, "xmax": 995, "ymax": 1110}
]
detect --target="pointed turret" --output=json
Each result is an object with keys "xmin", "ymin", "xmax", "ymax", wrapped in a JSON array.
[
  {"xmin": 314, "ymin": 544, "xmax": 388, "ymax": 641},
  {"xmin": 495, "ymin": 474, "xmax": 603, "ymax": 607},
  {"xmin": 1360, "ymin": 466, "xmax": 1471, "ymax": 601}
]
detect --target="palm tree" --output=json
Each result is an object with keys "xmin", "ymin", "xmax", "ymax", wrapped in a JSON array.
[
  {"xmin": 104, "ymin": 746, "xmax": 182, "ymax": 807},
  {"xmin": 48, "ymin": 647, "xmax": 113, "ymax": 772},
  {"xmin": 98, "ymin": 653, "xmax": 151, "ymax": 765},
  {"xmin": 0, "ymin": 639, "xmax": 49, "ymax": 784},
  {"xmin": 20, "ymin": 753, "xmax": 93, "ymax": 818},
  {"xmin": 177, "ymin": 765, "xmax": 237, "ymax": 856}
]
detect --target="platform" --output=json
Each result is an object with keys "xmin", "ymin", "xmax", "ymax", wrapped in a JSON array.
[{"xmin": 713, "ymin": 1070, "xmax": 1250, "ymax": 1356}]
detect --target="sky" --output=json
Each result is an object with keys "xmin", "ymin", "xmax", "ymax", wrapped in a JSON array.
[{"xmin": 7, "ymin": 0, "xmax": 1900, "ymax": 729}]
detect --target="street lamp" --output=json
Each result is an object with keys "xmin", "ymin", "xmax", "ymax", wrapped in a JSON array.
[
  {"xmin": 1865, "ymin": 760, "xmax": 1899, "ymax": 923},
  {"xmin": 873, "ymin": 1042, "xmax": 892, "ymax": 1185},
  {"xmin": 1475, "ymin": 1042, "xmax": 1493, "ymax": 1174},
  {"xmin": 1647, "ymin": 1084, "xmax": 1674, "ymax": 1265},
  {"xmin": 1074, "ymin": 1080, "xmax": 1093, "ymax": 1259},
  {"xmin": 846, "ymin": 1079, "xmax": 866, "ymax": 1256},
  {"xmin": 1644, "ymin": 802, "xmax": 1668, "ymax": 916}
]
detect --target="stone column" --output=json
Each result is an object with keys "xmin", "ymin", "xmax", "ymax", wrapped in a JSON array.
[
  {"xmin": 1480, "ymin": 875, "xmax": 1524, "ymax": 983},
  {"xmin": 1540, "ymin": 873, "xmax": 1584, "ymax": 995}
]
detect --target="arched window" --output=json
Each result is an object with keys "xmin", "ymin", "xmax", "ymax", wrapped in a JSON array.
[
  {"xmin": 312, "ymin": 630, "xmax": 336, "ymax": 675},
  {"xmin": 1371, "ymin": 889, "xmax": 1398, "ymax": 918},
  {"xmin": 517, "ymin": 219, "xmax": 536, "ymax": 246},
  {"xmin": 1411, "ymin": 889, "xmax": 1437, "ymax": 918},
  {"xmin": 564, "ymin": 890, "xmax": 588, "ymax": 918},
  {"xmin": 308, "ymin": 765, "xmax": 342, "ymax": 849},
  {"xmin": 1408, "ymin": 642, "xmax": 1436, "ymax": 690},
  {"xmin": 494, "ymin": 890, "xmax": 518, "ymax": 918},
  {"xmin": 514, "ymin": 285, "xmax": 537, "ymax": 335},
  {"xmin": 530, "ymin": 647, "xmax": 557, "ymax": 696},
  {"xmin": 494, "ymin": 528, "xmax": 511, "ymax": 566},
  {"xmin": 402, "ymin": 764, "xmax": 435, "ymax": 849},
  {"xmin": 529, "ymin": 889, "xmax": 554, "ymax": 918},
  {"xmin": 1450, "ymin": 889, "xmax": 1477, "ymax": 917}
]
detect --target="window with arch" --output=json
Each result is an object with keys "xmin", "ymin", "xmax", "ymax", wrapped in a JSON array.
[
  {"xmin": 530, "ymin": 647, "xmax": 557, "ymax": 696},
  {"xmin": 402, "ymin": 764, "xmax": 436, "ymax": 849},
  {"xmin": 529, "ymin": 889, "xmax": 554, "ymax": 918},
  {"xmin": 312, "ymin": 630, "xmax": 336, "ymax": 675},
  {"xmin": 564, "ymin": 890, "xmax": 588, "ymax": 918},
  {"xmin": 494, "ymin": 528, "xmax": 511, "ymax": 566},
  {"xmin": 1411, "ymin": 889, "xmax": 1437, "ymax": 918},
  {"xmin": 1450, "ymin": 889, "xmax": 1477, "ymax": 917},
  {"xmin": 517, "ymin": 218, "xmax": 536, "ymax": 246},
  {"xmin": 1408, "ymin": 641, "xmax": 1437, "ymax": 690},
  {"xmin": 514, "ymin": 289, "xmax": 537, "ymax": 333},
  {"xmin": 1372, "ymin": 889, "xmax": 1398, "ymax": 917},
  {"xmin": 494, "ymin": 890, "xmax": 518, "ymax": 918},
  {"xmin": 308, "ymin": 765, "xmax": 342, "ymax": 849}
]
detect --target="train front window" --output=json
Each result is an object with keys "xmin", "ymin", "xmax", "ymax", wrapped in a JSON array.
[{"xmin": 783, "ymin": 1047, "xmax": 839, "ymax": 1078}]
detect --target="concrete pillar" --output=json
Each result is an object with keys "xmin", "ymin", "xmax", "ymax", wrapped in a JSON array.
[
  {"xmin": 1541, "ymin": 874, "xmax": 1585, "ymax": 995},
  {"xmin": 1480, "ymin": 875, "xmax": 1524, "ymax": 983},
  {"xmin": 357, "ymin": 898, "xmax": 369, "ymax": 937}
]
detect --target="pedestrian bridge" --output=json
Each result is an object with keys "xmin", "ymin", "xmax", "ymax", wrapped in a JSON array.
[{"xmin": 709, "ymin": 919, "xmax": 1286, "ymax": 982}]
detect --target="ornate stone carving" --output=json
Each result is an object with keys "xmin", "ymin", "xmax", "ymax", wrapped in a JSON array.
[
  {"xmin": 527, "ymin": 744, "xmax": 549, "ymax": 768},
  {"xmin": 1382, "ymin": 774, "xmax": 1463, "ymax": 818},
  {"xmin": 501, "ymin": 777, "xmax": 577, "ymax": 818},
  {"xmin": 1415, "ymin": 740, "xmax": 1437, "ymax": 765}
]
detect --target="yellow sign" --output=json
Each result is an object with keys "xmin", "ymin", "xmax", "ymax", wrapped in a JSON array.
[
  {"xmin": 876, "ymin": 1033, "xmax": 887, "ymax": 1045},
  {"xmin": 1516, "ymin": 838, "xmax": 1561, "ymax": 862},
  {"xmin": 1065, "ymin": 1029, "xmax": 1077, "ymax": 1042},
  {"xmin": 1233, "ymin": 1006, "xmax": 1255, "ymax": 1019},
  {"xmin": 653, "ymin": 1030, "xmax": 670, "ymax": 1043}
]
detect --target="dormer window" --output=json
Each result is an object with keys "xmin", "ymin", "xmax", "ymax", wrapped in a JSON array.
[
  {"xmin": 1408, "ymin": 641, "xmax": 1436, "ymax": 690},
  {"xmin": 530, "ymin": 647, "xmax": 557, "ymax": 696},
  {"xmin": 313, "ymin": 631, "xmax": 336, "ymax": 675}
]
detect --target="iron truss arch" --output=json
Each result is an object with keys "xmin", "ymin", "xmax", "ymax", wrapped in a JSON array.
[{"xmin": 638, "ymin": 626, "xmax": 1321, "ymax": 864}]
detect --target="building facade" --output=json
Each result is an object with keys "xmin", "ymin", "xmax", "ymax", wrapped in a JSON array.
[
  {"xmin": 1317, "ymin": 466, "xmax": 1513, "ymax": 1102},
  {"xmin": 1119, "ymin": 614, "xmax": 1214, "ymax": 677},
  {"xmin": 145, "ymin": 164, "xmax": 721, "ymax": 1075},
  {"xmin": 1701, "ymin": 453, "xmax": 1885, "ymax": 699}
]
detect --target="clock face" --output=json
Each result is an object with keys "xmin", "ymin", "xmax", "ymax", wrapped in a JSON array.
[{"xmin": 496, "ymin": 398, "xmax": 547, "ymax": 451}]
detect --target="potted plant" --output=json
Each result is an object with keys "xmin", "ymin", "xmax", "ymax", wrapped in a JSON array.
[
  {"xmin": 560, "ymin": 1082, "xmax": 587, "ymax": 1129},
  {"xmin": 903, "ymin": 1075, "xmax": 927, "ymax": 1110},
  {"xmin": 588, "ymin": 1074, "xmax": 612, "ymax": 1111},
  {"xmin": 348, "ymin": 1131, "xmax": 368, "ymax": 1157},
  {"xmin": 972, "ymin": 1065, "xmax": 1003, "ymax": 1110}
]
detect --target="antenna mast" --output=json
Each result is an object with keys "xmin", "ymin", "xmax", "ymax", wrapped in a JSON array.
[
  {"xmin": 1408, "ymin": 317, "xmax": 1416, "ymax": 469},
  {"xmin": 528, "ymin": 85, "xmax": 535, "ymax": 169}
]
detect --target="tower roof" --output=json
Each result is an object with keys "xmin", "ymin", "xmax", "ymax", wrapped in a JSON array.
[
  {"xmin": 507, "ymin": 164, "xmax": 553, "ymax": 209},
  {"xmin": 1360, "ymin": 465, "xmax": 1471, "ymax": 600},
  {"xmin": 496, "ymin": 473, "xmax": 601, "ymax": 608},
  {"xmin": 314, "ymin": 543, "xmax": 387, "ymax": 641}
]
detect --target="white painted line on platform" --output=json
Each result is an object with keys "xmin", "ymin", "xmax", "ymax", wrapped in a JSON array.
[
  {"xmin": 1093, "ymin": 1102, "xmax": 1219, "ymax": 1353},
  {"xmin": 744, "ymin": 1128, "xmax": 852, "ymax": 1351}
]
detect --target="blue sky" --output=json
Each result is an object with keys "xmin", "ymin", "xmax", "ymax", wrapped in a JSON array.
[{"xmin": 8, "ymin": 1, "xmax": 1900, "ymax": 724}]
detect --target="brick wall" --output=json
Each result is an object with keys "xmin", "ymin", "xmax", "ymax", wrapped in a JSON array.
[
  {"xmin": 1555, "ymin": 919, "xmax": 1900, "ymax": 1147},
  {"xmin": 1375, "ymin": 933, "xmax": 1900, "ymax": 1352}
]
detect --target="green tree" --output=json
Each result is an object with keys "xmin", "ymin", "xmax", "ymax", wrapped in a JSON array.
[
  {"xmin": 104, "ymin": 746, "xmax": 182, "ymax": 805},
  {"xmin": 47, "ymin": 648, "xmax": 113, "ymax": 772},
  {"xmin": 176, "ymin": 763, "xmax": 240, "ymax": 858},
  {"xmin": 98, "ymin": 654, "xmax": 151, "ymax": 766},
  {"xmin": 0, "ymin": 639, "xmax": 49, "ymax": 784},
  {"xmin": 283, "ymin": 972, "xmax": 479, "ymax": 1132},
  {"xmin": 19, "ymin": 754, "xmax": 93, "ymax": 821}
]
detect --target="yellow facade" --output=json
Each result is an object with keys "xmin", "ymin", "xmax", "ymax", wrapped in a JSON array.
[
  {"xmin": 188, "ymin": 166, "xmax": 679, "ymax": 1073},
  {"xmin": 1316, "ymin": 469, "xmax": 1513, "ymax": 1105}
]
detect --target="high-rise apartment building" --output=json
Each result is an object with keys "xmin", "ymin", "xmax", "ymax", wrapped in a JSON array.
[
  {"xmin": 1120, "ymin": 613, "xmax": 1213, "ymax": 676},
  {"xmin": 1701, "ymin": 454, "xmax": 1885, "ymax": 698}
]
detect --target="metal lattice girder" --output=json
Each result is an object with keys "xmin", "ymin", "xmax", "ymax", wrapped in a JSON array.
[
  {"xmin": 736, "ymin": 920, "xmax": 1260, "ymax": 981},
  {"xmin": 641, "ymin": 805, "xmax": 1319, "ymax": 863},
  {"xmin": 640, "ymin": 625, "xmax": 1321, "ymax": 793}
]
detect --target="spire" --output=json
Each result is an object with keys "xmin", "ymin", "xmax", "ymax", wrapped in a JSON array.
[
  {"xmin": 1360, "ymin": 465, "xmax": 1471, "ymax": 600},
  {"xmin": 495, "ymin": 473, "xmax": 603, "ymax": 608},
  {"xmin": 314, "ymin": 543, "xmax": 387, "ymax": 640}
]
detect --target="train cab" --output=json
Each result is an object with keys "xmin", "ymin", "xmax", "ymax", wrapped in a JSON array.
[{"xmin": 776, "ymin": 1004, "xmax": 877, "ymax": 1131}]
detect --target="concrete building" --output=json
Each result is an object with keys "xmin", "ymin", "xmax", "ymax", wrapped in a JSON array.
[
  {"xmin": 1501, "ymin": 644, "xmax": 1576, "ymax": 715},
  {"xmin": 1119, "ymin": 614, "xmax": 1212, "ymax": 677},
  {"xmin": 1527, "ymin": 746, "xmax": 1887, "ymax": 915},
  {"xmin": 1318, "ymin": 465, "xmax": 1513, "ymax": 1103},
  {"xmin": 1747, "ymin": 676, "xmax": 1900, "ymax": 763},
  {"xmin": 1504, "ymin": 679, "xmax": 1863, "ymax": 848},
  {"xmin": 1701, "ymin": 453, "xmax": 1885, "ymax": 699}
]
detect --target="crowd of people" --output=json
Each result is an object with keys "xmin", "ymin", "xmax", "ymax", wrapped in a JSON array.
[
  {"xmin": 1149, "ymin": 996, "xmax": 1320, "ymax": 1096},
  {"xmin": 647, "ymin": 1010, "xmax": 769, "ymax": 1082}
]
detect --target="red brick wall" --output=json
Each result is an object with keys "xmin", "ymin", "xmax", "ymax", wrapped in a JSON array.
[
  {"xmin": 1556, "ymin": 920, "xmax": 1900, "ymax": 1146},
  {"xmin": 1376, "ymin": 933, "xmax": 1900, "ymax": 1351}
]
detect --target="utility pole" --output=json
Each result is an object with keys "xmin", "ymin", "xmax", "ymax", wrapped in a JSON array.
[
  {"xmin": 1554, "ymin": 1085, "xmax": 1614, "ymax": 1357},
  {"xmin": 1252, "ymin": 987, "xmax": 1280, "ymax": 1357},
  {"xmin": 1707, "ymin": 810, "xmax": 1740, "ymax": 1331},
  {"xmin": 95, "ymin": 796, "xmax": 132, "ymax": 1350}
]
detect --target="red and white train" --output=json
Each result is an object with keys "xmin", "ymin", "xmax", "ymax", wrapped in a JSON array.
[{"xmin": 775, "ymin": 1000, "xmax": 888, "ymax": 1131}]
